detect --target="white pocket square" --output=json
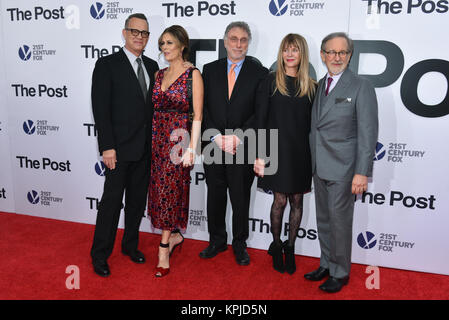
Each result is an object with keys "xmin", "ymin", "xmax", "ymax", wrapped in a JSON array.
[{"xmin": 335, "ymin": 97, "xmax": 352, "ymax": 103}]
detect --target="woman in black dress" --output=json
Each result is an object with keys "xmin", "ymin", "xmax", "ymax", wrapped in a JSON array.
[{"xmin": 254, "ymin": 33, "xmax": 316, "ymax": 274}]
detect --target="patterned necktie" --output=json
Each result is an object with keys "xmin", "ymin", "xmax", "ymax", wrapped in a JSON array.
[
  {"xmin": 136, "ymin": 57, "xmax": 148, "ymax": 101},
  {"xmin": 325, "ymin": 76, "xmax": 333, "ymax": 96},
  {"xmin": 228, "ymin": 63, "xmax": 237, "ymax": 99}
]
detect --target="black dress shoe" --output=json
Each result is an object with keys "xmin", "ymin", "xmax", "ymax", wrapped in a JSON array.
[
  {"xmin": 304, "ymin": 266, "xmax": 330, "ymax": 281},
  {"xmin": 233, "ymin": 247, "xmax": 250, "ymax": 266},
  {"xmin": 319, "ymin": 276, "xmax": 349, "ymax": 293},
  {"xmin": 199, "ymin": 243, "xmax": 228, "ymax": 259},
  {"xmin": 122, "ymin": 249, "xmax": 146, "ymax": 264},
  {"xmin": 93, "ymin": 260, "xmax": 110, "ymax": 277}
]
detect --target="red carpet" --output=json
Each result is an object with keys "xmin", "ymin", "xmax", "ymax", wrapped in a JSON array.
[{"xmin": 1, "ymin": 211, "xmax": 448, "ymax": 300}]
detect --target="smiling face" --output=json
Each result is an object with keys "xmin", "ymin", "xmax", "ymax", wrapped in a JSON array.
[
  {"xmin": 122, "ymin": 17, "xmax": 149, "ymax": 56},
  {"xmin": 320, "ymin": 36, "xmax": 352, "ymax": 76},
  {"xmin": 159, "ymin": 32, "xmax": 184, "ymax": 63},
  {"xmin": 282, "ymin": 44, "xmax": 301, "ymax": 72},
  {"xmin": 224, "ymin": 27, "xmax": 249, "ymax": 63}
]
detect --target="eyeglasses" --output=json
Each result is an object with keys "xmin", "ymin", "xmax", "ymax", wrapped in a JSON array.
[
  {"xmin": 322, "ymin": 50, "xmax": 350, "ymax": 58},
  {"xmin": 125, "ymin": 28, "xmax": 150, "ymax": 38}
]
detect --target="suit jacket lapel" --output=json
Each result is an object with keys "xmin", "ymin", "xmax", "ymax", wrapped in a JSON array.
[
  {"xmin": 143, "ymin": 59, "xmax": 153, "ymax": 87},
  {"xmin": 319, "ymin": 68, "xmax": 352, "ymax": 121},
  {"xmin": 218, "ymin": 59, "xmax": 229, "ymax": 104},
  {"xmin": 143, "ymin": 58, "xmax": 155, "ymax": 103},
  {"xmin": 314, "ymin": 76, "xmax": 325, "ymax": 121}
]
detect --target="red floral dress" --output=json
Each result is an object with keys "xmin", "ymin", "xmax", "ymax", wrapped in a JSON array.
[{"xmin": 148, "ymin": 67, "xmax": 193, "ymax": 231}]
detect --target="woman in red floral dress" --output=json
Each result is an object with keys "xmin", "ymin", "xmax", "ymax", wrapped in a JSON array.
[{"xmin": 148, "ymin": 25, "xmax": 203, "ymax": 277}]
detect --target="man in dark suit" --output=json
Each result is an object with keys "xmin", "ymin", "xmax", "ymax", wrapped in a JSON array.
[
  {"xmin": 305, "ymin": 32, "xmax": 378, "ymax": 292},
  {"xmin": 90, "ymin": 13, "xmax": 159, "ymax": 277},
  {"xmin": 199, "ymin": 22, "xmax": 268, "ymax": 266}
]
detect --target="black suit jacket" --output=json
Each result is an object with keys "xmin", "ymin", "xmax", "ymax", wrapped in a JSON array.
[
  {"xmin": 91, "ymin": 48, "xmax": 159, "ymax": 162},
  {"xmin": 202, "ymin": 57, "xmax": 268, "ymax": 150}
]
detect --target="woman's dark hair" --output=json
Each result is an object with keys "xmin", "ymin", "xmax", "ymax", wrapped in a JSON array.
[{"xmin": 158, "ymin": 25, "xmax": 190, "ymax": 61}]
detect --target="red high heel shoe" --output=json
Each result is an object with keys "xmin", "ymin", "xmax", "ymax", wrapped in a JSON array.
[
  {"xmin": 169, "ymin": 229, "xmax": 184, "ymax": 257},
  {"xmin": 155, "ymin": 242, "xmax": 170, "ymax": 278}
]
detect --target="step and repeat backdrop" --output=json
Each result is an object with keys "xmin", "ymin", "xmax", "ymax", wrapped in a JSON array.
[{"xmin": 1, "ymin": 0, "xmax": 448, "ymax": 275}]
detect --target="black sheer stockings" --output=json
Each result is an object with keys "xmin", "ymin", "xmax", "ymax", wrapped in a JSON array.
[{"xmin": 270, "ymin": 192, "xmax": 304, "ymax": 247}]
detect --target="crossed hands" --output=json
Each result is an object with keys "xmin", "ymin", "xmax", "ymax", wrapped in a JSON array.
[{"xmin": 214, "ymin": 134, "xmax": 241, "ymax": 155}]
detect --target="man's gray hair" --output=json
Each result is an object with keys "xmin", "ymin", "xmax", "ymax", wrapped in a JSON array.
[
  {"xmin": 321, "ymin": 32, "xmax": 354, "ymax": 53},
  {"xmin": 224, "ymin": 21, "xmax": 252, "ymax": 41},
  {"xmin": 124, "ymin": 13, "xmax": 148, "ymax": 29}
]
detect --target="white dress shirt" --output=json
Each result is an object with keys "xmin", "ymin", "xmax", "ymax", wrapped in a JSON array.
[{"xmin": 325, "ymin": 70, "xmax": 344, "ymax": 95}]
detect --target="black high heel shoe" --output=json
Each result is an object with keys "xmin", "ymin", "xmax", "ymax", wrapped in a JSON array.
[
  {"xmin": 268, "ymin": 241, "xmax": 285, "ymax": 273},
  {"xmin": 169, "ymin": 229, "xmax": 184, "ymax": 257},
  {"xmin": 283, "ymin": 241, "xmax": 296, "ymax": 275}
]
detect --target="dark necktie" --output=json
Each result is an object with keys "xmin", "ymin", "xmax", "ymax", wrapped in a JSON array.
[
  {"xmin": 325, "ymin": 77, "xmax": 333, "ymax": 96},
  {"xmin": 136, "ymin": 57, "xmax": 148, "ymax": 101}
]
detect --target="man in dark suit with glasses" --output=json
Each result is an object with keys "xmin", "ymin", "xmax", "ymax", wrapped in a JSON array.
[
  {"xmin": 90, "ymin": 13, "xmax": 159, "ymax": 277},
  {"xmin": 199, "ymin": 21, "xmax": 268, "ymax": 266}
]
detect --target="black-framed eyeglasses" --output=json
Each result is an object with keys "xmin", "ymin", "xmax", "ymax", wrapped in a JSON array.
[
  {"xmin": 322, "ymin": 50, "xmax": 350, "ymax": 58},
  {"xmin": 125, "ymin": 28, "xmax": 150, "ymax": 38}
]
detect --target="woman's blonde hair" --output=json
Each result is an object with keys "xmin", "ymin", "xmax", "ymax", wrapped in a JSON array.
[{"xmin": 274, "ymin": 33, "xmax": 316, "ymax": 101}]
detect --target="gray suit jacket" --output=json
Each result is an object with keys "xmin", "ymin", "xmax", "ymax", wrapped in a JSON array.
[{"xmin": 310, "ymin": 68, "xmax": 378, "ymax": 182}]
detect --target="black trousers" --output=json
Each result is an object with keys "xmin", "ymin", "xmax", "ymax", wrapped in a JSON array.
[
  {"xmin": 90, "ymin": 153, "xmax": 150, "ymax": 262},
  {"xmin": 203, "ymin": 162, "xmax": 254, "ymax": 248}
]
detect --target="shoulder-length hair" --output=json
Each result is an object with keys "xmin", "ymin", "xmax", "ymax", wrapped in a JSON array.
[
  {"xmin": 158, "ymin": 25, "xmax": 190, "ymax": 61},
  {"xmin": 274, "ymin": 33, "xmax": 316, "ymax": 101}
]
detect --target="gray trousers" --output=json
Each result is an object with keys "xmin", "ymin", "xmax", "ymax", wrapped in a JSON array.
[{"xmin": 313, "ymin": 173, "xmax": 354, "ymax": 279}]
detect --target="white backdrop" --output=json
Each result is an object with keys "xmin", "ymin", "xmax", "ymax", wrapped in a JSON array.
[
  {"xmin": 1, "ymin": 0, "xmax": 448, "ymax": 275},
  {"xmin": 0, "ymin": 8, "xmax": 15, "ymax": 213}
]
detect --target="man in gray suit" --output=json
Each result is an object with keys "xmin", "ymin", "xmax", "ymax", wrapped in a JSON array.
[{"xmin": 305, "ymin": 32, "xmax": 378, "ymax": 293}]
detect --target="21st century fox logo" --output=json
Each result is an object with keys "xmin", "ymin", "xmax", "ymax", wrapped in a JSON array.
[
  {"xmin": 373, "ymin": 142, "xmax": 425, "ymax": 163},
  {"xmin": 269, "ymin": 0, "xmax": 325, "ymax": 17},
  {"xmin": 27, "ymin": 190, "xmax": 63, "ymax": 207},
  {"xmin": 23, "ymin": 120, "xmax": 60, "ymax": 136},
  {"xmin": 90, "ymin": 2, "xmax": 133, "ymax": 20},
  {"xmin": 18, "ymin": 44, "xmax": 56, "ymax": 62},
  {"xmin": 357, "ymin": 231, "xmax": 415, "ymax": 253}
]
